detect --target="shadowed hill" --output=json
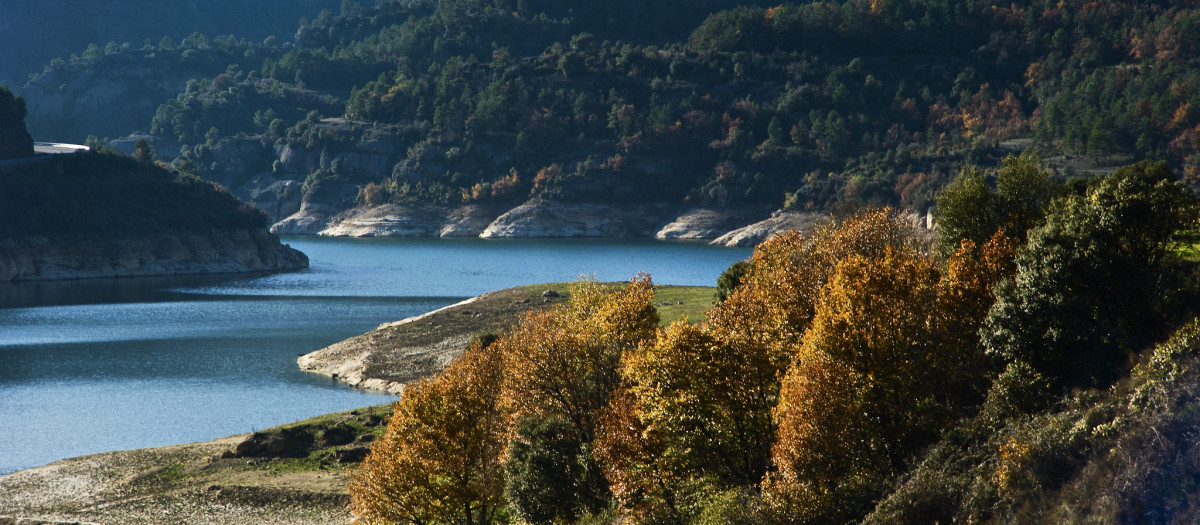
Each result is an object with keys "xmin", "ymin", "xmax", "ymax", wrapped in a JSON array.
[
  {"xmin": 0, "ymin": 0, "xmax": 343, "ymax": 87},
  {"xmin": 0, "ymin": 86, "xmax": 33, "ymax": 160}
]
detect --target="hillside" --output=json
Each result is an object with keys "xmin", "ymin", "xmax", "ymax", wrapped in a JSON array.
[
  {"xmin": 0, "ymin": 88, "xmax": 307, "ymax": 280},
  {"xmin": 0, "ymin": 0, "xmax": 342, "ymax": 88},
  {"xmin": 17, "ymin": 0, "xmax": 1200, "ymax": 238},
  {"xmin": 5, "ymin": 160, "xmax": 1200, "ymax": 524},
  {"xmin": 0, "ymin": 151, "xmax": 309, "ymax": 281}
]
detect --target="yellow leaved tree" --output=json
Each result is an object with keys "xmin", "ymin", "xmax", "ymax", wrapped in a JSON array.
[
  {"xmin": 349, "ymin": 339, "xmax": 507, "ymax": 525},
  {"xmin": 498, "ymin": 276, "xmax": 659, "ymax": 523},
  {"xmin": 601, "ymin": 209, "xmax": 929, "ymax": 521},
  {"xmin": 765, "ymin": 235, "xmax": 1012, "ymax": 522},
  {"xmin": 499, "ymin": 275, "xmax": 658, "ymax": 444}
]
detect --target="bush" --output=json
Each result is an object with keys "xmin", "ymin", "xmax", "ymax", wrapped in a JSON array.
[
  {"xmin": 983, "ymin": 161, "xmax": 1200, "ymax": 389},
  {"xmin": 504, "ymin": 414, "xmax": 608, "ymax": 524}
]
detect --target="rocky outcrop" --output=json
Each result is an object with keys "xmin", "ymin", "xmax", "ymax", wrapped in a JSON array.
[
  {"xmin": 655, "ymin": 208, "xmax": 768, "ymax": 241},
  {"xmin": 316, "ymin": 204, "xmax": 501, "ymax": 238},
  {"xmin": 479, "ymin": 202, "xmax": 674, "ymax": 238},
  {"xmin": 440, "ymin": 205, "xmax": 501, "ymax": 237},
  {"xmin": 278, "ymin": 201, "xmax": 837, "ymax": 247},
  {"xmin": 318, "ymin": 204, "xmax": 444, "ymax": 237},
  {"xmin": 711, "ymin": 210, "xmax": 832, "ymax": 247},
  {"xmin": 272, "ymin": 205, "xmax": 332, "ymax": 235},
  {"xmin": 240, "ymin": 176, "xmax": 303, "ymax": 225},
  {"xmin": 0, "ymin": 227, "xmax": 307, "ymax": 281}
]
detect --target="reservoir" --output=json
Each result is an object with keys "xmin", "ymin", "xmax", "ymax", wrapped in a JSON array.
[{"xmin": 0, "ymin": 237, "xmax": 751, "ymax": 475}]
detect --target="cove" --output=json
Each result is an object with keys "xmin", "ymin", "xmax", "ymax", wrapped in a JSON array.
[{"xmin": 0, "ymin": 237, "xmax": 751, "ymax": 474}]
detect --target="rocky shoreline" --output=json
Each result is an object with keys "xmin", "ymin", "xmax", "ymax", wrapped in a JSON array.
[
  {"xmin": 299, "ymin": 285, "xmax": 570, "ymax": 394},
  {"xmin": 273, "ymin": 201, "xmax": 835, "ymax": 247},
  {"xmin": 0, "ymin": 227, "xmax": 308, "ymax": 281}
]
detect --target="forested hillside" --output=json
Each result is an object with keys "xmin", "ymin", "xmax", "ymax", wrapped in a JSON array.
[
  {"xmin": 0, "ymin": 0, "xmax": 341, "ymax": 87},
  {"xmin": 21, "ymin": 0, "xmax": 1195, "ymax": 222}
]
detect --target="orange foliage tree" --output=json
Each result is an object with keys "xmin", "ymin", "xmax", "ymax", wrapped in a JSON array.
[
  {"xmin": 348, "ymin": 209, "xmax": 1013, "ymax": 525},
  {"xmin": 765, "ymin": 236, "xmax": 1011, "ymax": 522},
  {"xmin": 499, "ymin": 276, "xmax": 658, "ymax": 444},
  {"xmin": 600, "ymin": 209, "xmax": 927, "ymax": 521},
  {"xmin": 498, "ymin": 276, "xmax": 659, "ymax": 522},
  {"xmin": 349, "ymin": 339, "xmax": 508, "ymax": 525}
]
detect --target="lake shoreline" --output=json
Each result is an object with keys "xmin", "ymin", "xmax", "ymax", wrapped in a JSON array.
[
  {"xmin": 1, "ymin": 238, "xmax": 748, "ymax": 523},
  {"xmin": 0, "ymin": 228, "xmax": 308, "ymax": 282},
  {"xmin": 275, "ymin": 202, "xmax": 835, "ymax": 248}
]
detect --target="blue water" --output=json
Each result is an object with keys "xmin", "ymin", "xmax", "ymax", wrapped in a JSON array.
[{"xmin": 0, "ymin": 237, "xmax": 750, "ymax": 474}]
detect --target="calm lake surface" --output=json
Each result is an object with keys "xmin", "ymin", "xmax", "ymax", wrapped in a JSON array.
[{"xmin": 0, "ymin": 236, "xmax": 751, "ymax": 474}]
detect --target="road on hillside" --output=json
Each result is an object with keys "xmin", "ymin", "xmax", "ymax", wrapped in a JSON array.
[{"xmin": 0, "ymin": 142, "xmax": 90, "ymax": 167}]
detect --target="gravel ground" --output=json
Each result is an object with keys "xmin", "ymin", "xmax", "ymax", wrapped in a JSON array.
[{"xmin": 0, "ymin": 432, "xmax": 354, "ymax": 524}]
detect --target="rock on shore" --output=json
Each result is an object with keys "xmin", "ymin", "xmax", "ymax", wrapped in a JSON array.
[
  {"xmin": 654, "ymin": 208, "xmax": 770, "ymax": 241},
  {"xmin": 711, "ymin": 210, "xmax": 832, "ymax": 247},
  {"xmin": 0, "ymin": 227, "xmax": 307, "ymax": 281},
  {"xmin": 273, "ymin": 200, "xmax": 856, "ymax": 247},
  {"xmin": 479, "ymin": 202, "xmax": 671, "ymax": 238},
  {"xmin": 314, "ymin": 204, "xmax": 501, "ymax": 238}
]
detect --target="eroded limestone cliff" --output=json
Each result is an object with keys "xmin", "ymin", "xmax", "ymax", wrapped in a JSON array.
[{"xmin": 0, "ymin": 227, "xmax": 307, "ymax": 281}]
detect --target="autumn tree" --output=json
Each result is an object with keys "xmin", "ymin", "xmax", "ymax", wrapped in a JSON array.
[
  {"xmin": 499, "ymin": 276, "xmax": 659, "ymax": 522},
  {"xmin": 500, "ymin": 276, "xmax": 658, "ymax": 442},
  {"xmin": 601, "ymin": 209, "xmax": 925, "ymax": 522},
  {"xmin": 349, "ymin": 339, "xmax": 507, "ymax": 525},
  {"xmin": 716, "ymin": 208, "xmax": 921, "ymax": 350},
  {"xmin": 593, "ymin": 388, "xmax": 682, "ymax": 523},
  {"xmin": 625, "ymin": 319, "xmax": 779, "ymax": 489},
  {"xmin": 766, "ymin": 236, "xmax": 1010, "ymax": 522}
]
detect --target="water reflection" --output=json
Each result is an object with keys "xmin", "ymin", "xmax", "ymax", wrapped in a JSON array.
[{"xmin": 0, "ymin": 272, "xmax": 268, "ymax": 309}]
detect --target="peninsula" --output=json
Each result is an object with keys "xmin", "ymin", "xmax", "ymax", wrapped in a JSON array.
[{"xmin": 0, "ymin": 86, "xmax": 307, "ymax": 281}]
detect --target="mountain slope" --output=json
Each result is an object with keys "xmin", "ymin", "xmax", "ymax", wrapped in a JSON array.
[{"xmin": 0, "ymin": 0, "xmax": 342, "ymax": 87}]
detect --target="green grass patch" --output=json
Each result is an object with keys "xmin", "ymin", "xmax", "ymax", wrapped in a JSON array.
[
  {"xmin": 274, "ymin": 404, "xmax": 392, "ymax": 432},
  {"xmin": 514, "ymin": 282, "xmax": 717, "ymax": 325},
  {"xmin": 654, "ymin": 285, "xmax": 719, "ymax": 324},
  {"xmin": 266, "ymin": 455, "xmax": 335, "ymax": 474},
  {"xmin": 154, "ymin": 462, "xmax": 191, "ymax": 483},
  {"xmin": 1172, "ymin": 232, "xmax": 1200, "ymax": 263}
]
